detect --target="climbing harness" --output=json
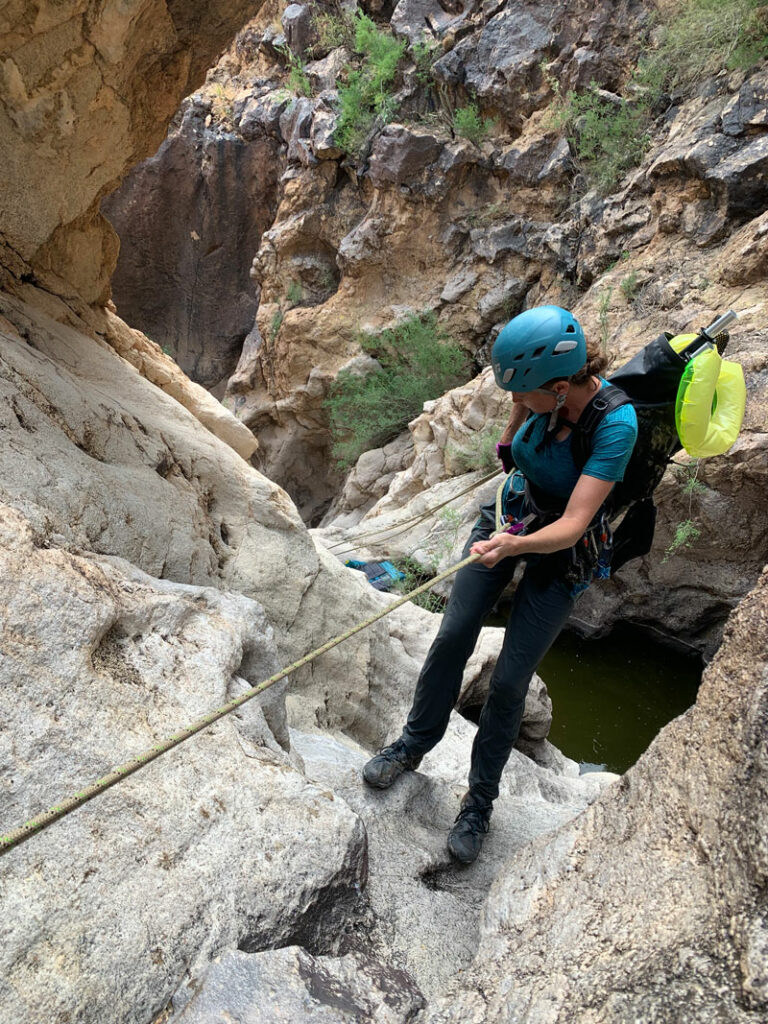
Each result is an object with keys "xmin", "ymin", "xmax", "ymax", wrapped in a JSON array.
[{"xmin": 0, "ymin": 535, "xmax": 505, "ymax": 858}]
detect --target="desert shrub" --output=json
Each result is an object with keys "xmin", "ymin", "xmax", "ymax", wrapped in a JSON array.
[
  {"xmin": 335, "ymin": 13, "xmax": 406, "ymax": 156},
  {"xmin": 449, "ymin": 423, "xmax": 503, "ymax": 474},
  {"xmin": 280, "ymin": 47, "xmax": 312, "ymax": 97},
  {"xmin": 548, "ymin": 0, "xmax": 767, "ymax": 192},
  {"xmin": 210, "ymin": 82, "xmax": 236, "ymax": 124},
  {"xmin": 412, "ymin": 37, "xmax": 439, "ymax": 85},
  {"xmin": 554, "ymin": 83, "xmax": 653, "ymax": 192},
  {"xmin": 646, "ymin": 0, "xmax": 768, "ymax": 88},
  {"xmin": 310, "ymin": 8, "xmax": 356, "ymax": 55},
  {"xmin": 392, "ymin": 558, "xmax": 446, "ymax": 613},
  {"xmin": 620, "ymin": 270, "xmax": 640, "ymax": 302},
  {"xmin": 663, "ymin": 460, "xmax": 705, "ymax": 561},
  {"xmin": 452, "ymin": 103, "xmax": 494, "ymax": 146},
  {"xmin": 597, "ymin": 286, "xmax": 614, "ymax": 351},
  {"xmin": 325, "ymin": 312, "xmax": 469, "ymax": 468}
]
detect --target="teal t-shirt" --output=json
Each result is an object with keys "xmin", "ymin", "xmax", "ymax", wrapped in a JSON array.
[{"xmin": 510, "ymin": 380, "xmax": 638, "ymax": 500}]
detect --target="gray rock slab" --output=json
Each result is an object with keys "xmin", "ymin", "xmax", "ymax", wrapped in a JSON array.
[
  {"xmin": 171, "ymin": 946, "xmax": 425, "ymax": 1023},
  {"xmin": 0, "ymin": 506, "xmax": 367, "ymax": 1024},
  {"xmin": 289, "ymin": 726, "xmax": 613, "ymax": 1000}
]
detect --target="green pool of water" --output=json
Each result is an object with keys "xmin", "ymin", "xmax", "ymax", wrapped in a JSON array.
[{"xmin": 536, "ymin": 624, "xmax": 702, "ymax": 774}]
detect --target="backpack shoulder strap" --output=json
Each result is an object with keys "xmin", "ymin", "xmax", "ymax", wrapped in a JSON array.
[{"xmin": 569, "ymin": 384, "xmax": 632, "ymax": 471}]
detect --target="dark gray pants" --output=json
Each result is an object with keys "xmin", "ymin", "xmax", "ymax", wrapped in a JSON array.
[{"xmin": 401, "ymin": 518, "xmax": 575, "ymax": 804}]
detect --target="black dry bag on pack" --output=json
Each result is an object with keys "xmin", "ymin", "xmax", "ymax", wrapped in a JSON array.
[{"xmin": 570, "ymin": 328, "xmax": 731, "ymax": 573}]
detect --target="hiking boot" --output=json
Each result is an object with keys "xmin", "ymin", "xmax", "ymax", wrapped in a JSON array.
[
  {"xmin": 362, "ymin": 738, "xmax": 422, "ymax": 789},
  {"xmin": 447, "ymin": 793, "xmax": 492, "ymax": 865}
]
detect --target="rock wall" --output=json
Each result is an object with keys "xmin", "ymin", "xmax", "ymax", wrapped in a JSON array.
[
  {"xmin": 1, "ymin": 1, "xmax": 767, "ymax": 1022},
  {"xmin": 103, "ymin": 98, "xmax": 282, "ymax": 391},
  {"xmin": 103, "ymin": 1, "xmax": 767, "ymax": 645},
  {"xmin": 0, "ymin": 0, "xmax": 263, "ymax": 304},
  {"xmin": 0, "ymin": 284, "xmax": 607, "ymax": 1023}
]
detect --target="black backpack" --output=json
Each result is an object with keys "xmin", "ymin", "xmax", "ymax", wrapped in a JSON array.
[{"xmin": 565, "ymin": 328, "xmax": 731, "ymax": 573}]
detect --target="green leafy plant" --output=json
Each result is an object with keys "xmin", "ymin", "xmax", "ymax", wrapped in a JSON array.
[
  {"xmin": 452, "ymin": 103, "xmax": 494, "ymax": 146},
  {"xmin": 412, "ymin": 37, "xmax": 439, "ymax": 85},
  {"xmin": 335, "ymin": 13, "xmax": 407, "ymax": 157},
  {"xmin": 325, "ymin": 312, "xmax": 470, "ymax": 468},
  {"xmin": 598, "ymin": 287, "xmax": 613, "ymax": 351},
  {"xmin": 269, "ymin": 307, "xmax": 284, "ymax": 339},
  {"xmin": 392, "ymin": 558, "xmax": 446, "ymax": 614},
  {"xmin": 664, "ymin": 460, "xmax": 705, "ymax": 561},
  {"xmin": 286, "ymin": 280, "xmax": 303, "ymax": 306},
  {"xmin": 449, "ymin": 423, "xmax": 504, "ymax": 474},
  {"xmin": 620, "ymin": 270, "xmax": 639, "ymax": 303},
  {"xmin": 281, "ymin": 46, "xmax": 312, "ymax": 97},
  {"xmin": 674, "ymin": 459, "xmax": 707, "ymax": 497},
  {"xmin": 663, "ymin": 519, "xmax": 702, "ymax": 561}
]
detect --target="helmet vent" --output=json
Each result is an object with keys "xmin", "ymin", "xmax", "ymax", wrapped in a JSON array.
[
  {"xmin": 532, "ymin": 346, "xmax": 546, "ymax": 358},
  {"xmin": 554, "ymin": 340, "xmax": 578, "ymax": 353},
  {"xmin": 502, "ymin": 368, "xmax": 515, "ymax": 383},
  {"xmin": 566, "ymin": 324, "xmax": 575, "ymax": 333}
]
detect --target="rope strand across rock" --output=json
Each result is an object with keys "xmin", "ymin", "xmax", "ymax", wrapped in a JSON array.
[{"xmin": 0, "ymin": 543, "xmax": 493, "ymax": 858}]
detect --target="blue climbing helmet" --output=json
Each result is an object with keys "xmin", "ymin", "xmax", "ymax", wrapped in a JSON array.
[{"xmin": 491, "ymin": 305, "xmax": 587, "ymax": 392}]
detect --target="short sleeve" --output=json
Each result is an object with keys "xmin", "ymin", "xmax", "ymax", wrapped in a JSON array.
[{"xmin": 582, "ymin": 406, "xmax": 638, "ymax": 483}]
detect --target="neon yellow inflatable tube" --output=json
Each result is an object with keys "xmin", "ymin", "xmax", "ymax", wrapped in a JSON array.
[{"xmin": 672, "ymin": 335, "xmax": 746, "ymax": 457}]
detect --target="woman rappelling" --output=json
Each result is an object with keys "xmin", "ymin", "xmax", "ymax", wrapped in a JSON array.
[{"xmin": 362, "ymin": 304, "xmax": 638, "ymax": 864}]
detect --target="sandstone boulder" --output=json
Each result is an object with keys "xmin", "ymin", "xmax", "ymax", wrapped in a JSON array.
[{"xmin": 0, "ymin": 504, "xmax": 367, "ymax": 1024}]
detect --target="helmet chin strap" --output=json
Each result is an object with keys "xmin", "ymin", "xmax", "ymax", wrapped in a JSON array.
[
  {"xmin": 548, "ymin": 391, "xmax": 567, "ymax": 432},
  {"xmin": 531, "ymin": 384, "xmax": 570, "ymax": 432}
]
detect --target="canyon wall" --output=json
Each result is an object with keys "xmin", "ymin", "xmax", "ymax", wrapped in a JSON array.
[
  {"xmin": 105, "ymin": 0, "xmax": 768, "ymax": 650},
  {"xmin": 1, "ymin": 2, "xmax": 767, "ymax": 1022}
]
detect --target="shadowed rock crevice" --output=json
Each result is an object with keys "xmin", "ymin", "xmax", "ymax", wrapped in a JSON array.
[
  {"xmin": 103, "ymin": 99, "xmax": 282, "ymax": 392},
  {"xmin": 237, "ymin": 816, "xmax": 371, "ymax": 957}
]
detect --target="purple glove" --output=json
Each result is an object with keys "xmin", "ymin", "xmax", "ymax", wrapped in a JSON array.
[{"xmin": 496, "ymin": 442, "xmax": 514, "ymax": 473}]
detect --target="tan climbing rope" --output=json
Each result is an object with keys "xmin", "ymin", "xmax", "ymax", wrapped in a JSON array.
[
  {"xmin": 327, "ymin": 468, "xmax": 500, "ymax": 557},
  {"xmin": 1, "ymin": 541, "xmax": 500, "ymax": 857}
]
